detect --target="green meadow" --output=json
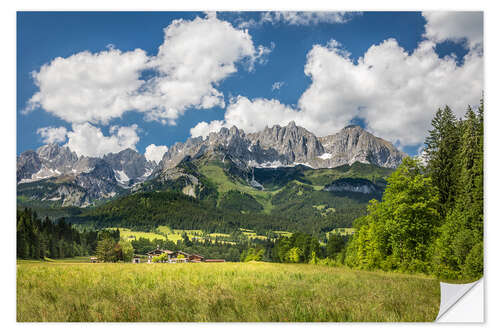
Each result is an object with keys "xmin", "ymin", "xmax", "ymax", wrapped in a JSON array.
[
  {"xmin": 199, "ymin": 162, "xmax": 276, "ymax": 213},
  {"xmin": 108, "ymin": 226, "xmax": 286, "ymax": 245},
  {"xmin": 17, "ymin": 260, "xmax": 440, "ymax": 322}
]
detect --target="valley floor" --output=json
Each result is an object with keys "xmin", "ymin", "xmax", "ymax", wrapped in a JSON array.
[{"xmin": 17, "ymin": 260, "xmax": 440, "ymax": 322}]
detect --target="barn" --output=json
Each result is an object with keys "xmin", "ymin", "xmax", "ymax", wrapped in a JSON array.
[
  {"xmin": 189, "ymin": 254, "xmax": 204, "ymax": 262},
  {"xmin": 146, "ymin": 247, "xmax": 174, "ymax": 263}
]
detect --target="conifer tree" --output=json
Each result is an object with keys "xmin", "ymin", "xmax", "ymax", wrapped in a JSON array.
[
  {"xmin": 424, "ymin": 106, "xmax": 460, "ymax": 216},
  {"xmin": 431, "ymin": 101, "xmax": 483, "ymax": 279}
]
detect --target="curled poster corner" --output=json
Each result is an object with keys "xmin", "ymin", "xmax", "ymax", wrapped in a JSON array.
[{"xmin": 435, "ymin": 278, "xmax": 484, "ymax": 322}]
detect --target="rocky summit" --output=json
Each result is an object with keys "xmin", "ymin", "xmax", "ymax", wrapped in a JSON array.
[{"xmin": 158, "ymin": 122, "xmax": 406, "ymax": 174}]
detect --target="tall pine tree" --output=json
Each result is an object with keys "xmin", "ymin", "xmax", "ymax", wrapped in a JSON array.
[
  {"xmin": 431, "ymin": 101, "xmax": 484, "ymax": 279},
  {"xmin": 424, "ymin": 106, "xmax": 461, "ymax": 216}
]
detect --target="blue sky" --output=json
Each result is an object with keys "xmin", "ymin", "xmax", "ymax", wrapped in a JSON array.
[{"xmin": 17, "ymin": 11, "xmax": 483, "ymax": 159}]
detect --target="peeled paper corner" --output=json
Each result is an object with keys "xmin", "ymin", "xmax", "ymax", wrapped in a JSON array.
[{"xmin": 435, "ymin": 278, "xmax": 484, "ymax": 322}]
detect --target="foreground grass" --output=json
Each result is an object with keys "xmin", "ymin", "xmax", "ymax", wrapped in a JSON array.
[{"xmin": 17, "ymin": 261, "xmax": 440, "ymax": 322}]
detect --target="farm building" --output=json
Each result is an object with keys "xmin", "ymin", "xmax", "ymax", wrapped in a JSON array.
[
  {"xmin": 146, "ymin": 247, "xmax": 174, "ymax": 263},
  {"xmin": 170, "ymin": 257, "xmax": 188, "ymax": 263},
  {"xmin": 144, "ymin": 247, "xmax": 225, "ymax": 264},
  {"xmin": 90, "ymin": 257, "xmax": 98, "ymax": 263},
  {"xmin": 132, "ymin": 256, "xmax": 141, "ymax": 264},
  {"xmin": 189, "ymin": 254, "xmax": 204, "ymax": 262},
  {"xmin": 172, "ymin": 250, "xmax": 190, "ymax": 258},
  {"xmin": 146, "ymin": 247, "xmax": 222, "ymax": 263}
]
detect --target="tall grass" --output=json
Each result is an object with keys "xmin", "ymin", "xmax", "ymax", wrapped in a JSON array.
[{"xmin": 17, "ymin": 262, "xmax": 439, "ymax": 322}]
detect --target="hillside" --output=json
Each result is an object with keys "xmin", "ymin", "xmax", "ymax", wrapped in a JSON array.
[{"xmin": 64, "ymin": 159, "xmax": 393, "ymax": 235}]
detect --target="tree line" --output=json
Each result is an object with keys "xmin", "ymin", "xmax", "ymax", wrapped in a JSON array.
[
  {"xmin": 240, "ymin": 232, "xmax": 349, "ymax": 264},
  {"xmin": 17, "ymin": 208, "xmax": 97, "ymax": 259},
  {"xmin": 343, "ymin": 100, "xmax": 483, "ymax": 279}
]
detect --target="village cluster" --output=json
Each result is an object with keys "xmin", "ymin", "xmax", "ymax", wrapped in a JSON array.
[
  {"xmin": 143, "ymin": 248, "xmax": 226, "ymax": 264},
  {"xmin": 90, "ymin": 246, "xmax": 226, "ymax": 264}
]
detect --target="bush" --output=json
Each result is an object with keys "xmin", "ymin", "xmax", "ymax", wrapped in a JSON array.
[
  {"xmin": 241, "ymin": 248, "xmax": 265, "ymax": 262},
  {"xmin": 152, "ymin": 253, "xmax": 168, "ymax": 263},
  {"xmin": 287, "ymin": 247, "xmax": 303, "ymax": 263}
]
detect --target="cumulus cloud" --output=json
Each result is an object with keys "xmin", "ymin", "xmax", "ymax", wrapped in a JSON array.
[
  {"xmin": 239, "ymin": 11, "xmax": 360, "ymax": 28},
  {"xmin": 36, "ymin": 126, "xmax": 68, "ymax": 144},
  {"xmin": 271, "ymin": 81, "xmax": 285, "ymax": 91},
  {"xmin": 65, "ymin": 123, "xmax": 140, "ymax": 157},
  {"xmin": 423, "ymin": 11, "xmax": 483, "ymax": 49},
  {"xmin": 144, "ymin": 144, "xmax": 168, "ymax": 163},
  {"xmin": 189, "ymin": 96, "xmax": 302, "ymax": 138},
  {"xmin": 141, "ymin": 15, "xmax": 271, "ymax": 124},
  {"xmin": 298, "ymin": 38, "xmax": 483, "ymax": 144},
  {"xmin": 26, "ymin": 14, "xmax": 270, "ymax": 127},
  {"xmin": 191, "ymin": 38, "xmax": 483, "ymax": 147},
  {"xmin": 26, "ymin": 48, "xmax": 150, "ymax": 124},
  {"xmin": 190, "ymin": 120, "xmax": 226, "ymax": 139}
]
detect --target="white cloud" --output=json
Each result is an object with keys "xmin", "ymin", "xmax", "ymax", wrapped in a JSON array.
[
  {"xmin": 26, "ymin": 15, "xmax": 270, "ymax": 127},
  {"xmin": 191, "ymin": 38, "xmax": 483, "ymax": 148},
  {"xmin": 239, "ymin": 11, "xmax": 359, "ymax": 28},
  {"xmin": 224, "ymin": 97, "xmax": 300, "ymax": 133},
  {"xmin": 26, "ymin": 48, "xmax": 150, "ymax": 124},
  {"xmin": 36, "ymin": 126, "xmax": 68, "ymax": 144},
  {"xmin": 271, "ymin": 81, "xmax": 285, "ymax": 91},
  {"xmin": 189, "ymin": 96, "xmax": 302, "ymax": 138},
  {"xmin": 298, "ymin": 38, "xmax": 483, "ymax": 144},
  {"xmin": 262, "ymin": 11, "xmax": 358, "ymax": 25},
  {"xmin": 190, "ymin": 119, "xmax": 226, "ymax": 139},
  {"xmin": 423, "ymin": 11, "xmax": 483, "ymax": 49},
  {"xmin": 65, "ymin": 123, "xmax": 140, "ymax": 157},
  {"xmin": 140, "ymin": 15, "xmax": 270, "ymax": 124},
  {"xmin": 144, "ymin": 144, "xmax": 168, "ymax": 163}
]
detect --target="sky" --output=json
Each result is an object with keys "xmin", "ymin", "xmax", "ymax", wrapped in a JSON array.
[{"xmin": 17, "ymin": 11, "xmax": 483, "ymax": 161}]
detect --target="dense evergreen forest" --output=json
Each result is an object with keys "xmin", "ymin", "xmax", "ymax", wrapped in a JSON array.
[
  {"xmin": 343, "ymin": 100, "xmax": 484, "ymax": 279},
  {"xmin": 16, "ymin": 208, "xmax": 98, "ymax": 259}
]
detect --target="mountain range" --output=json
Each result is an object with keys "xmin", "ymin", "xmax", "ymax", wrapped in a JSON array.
[{"xmin": 17, "ymin": 122, "xmax": 406, "ymax": 207}]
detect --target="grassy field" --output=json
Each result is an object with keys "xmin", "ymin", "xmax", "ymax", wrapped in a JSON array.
[
  {"xmin": 111, "ymin": 226, "xmax": 353, "ymax": 245},
  {"xmin": 274, "ymin": 230, "xmax": 293, "ymax": 237},
  {"xmin": 112, "ymin": 228, "xmax": 167, "ymax": 242},
  {"xmin": 328, "ymin": 228, "xmax": 356, "ymax": 236},
  {"xmin": 17, "ymin": 261, "xmax": 440, "ymax": 322},
  {"xmin": 241, "ymin": 230, "xmax": 267, "ymax": 240},
  {"xmin": 112, "ymin": 226, "xmax": 261, "ymax": 245},
  {"xmin": 117, "ymin": 227, "xmax": 204, "ymax": 243}
]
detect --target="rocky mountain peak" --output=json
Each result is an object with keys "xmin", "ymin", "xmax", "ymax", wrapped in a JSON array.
[
  {"xmin": 229, "ymin": 125, "xmax": 240, "ymax": 136},
  {"xmin": 155, "ymin": 122, "xmax": 406, "ymax": 172},
  {"xmin": 318, "ymin": 125, "xmax": 406, "ymax": 168},
  {"xmin": 36, "ymin": 143, "xmax": 60, "ymax": 160}
]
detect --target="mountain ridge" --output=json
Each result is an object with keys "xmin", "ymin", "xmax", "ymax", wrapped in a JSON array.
[
  {"xmin": 159, "ymin": 122, "xmax": 406, "ymax": 172},
  {"xmin": 17, "ymin": 122, "xmax": 406, "ymax": 207}
]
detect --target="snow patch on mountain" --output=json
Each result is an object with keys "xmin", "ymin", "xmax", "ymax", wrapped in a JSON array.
[
  {"xmin": 318, "ymin": 153, "xmax": 332, "ymax": 160},
  {"xmin": 248, "ymin": 160, "xmax": 286, "ymax": 168},
  {"xmin": 114, "ymin": 169, "xmax": 130, "ymax": 185}
]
